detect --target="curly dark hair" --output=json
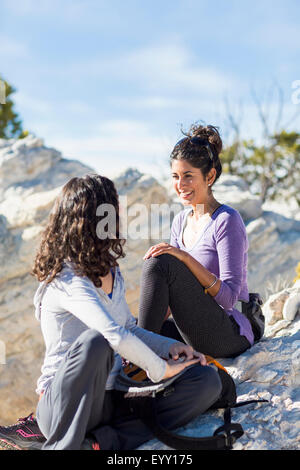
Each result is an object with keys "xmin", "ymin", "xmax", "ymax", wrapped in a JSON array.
[
  {"xmin": 170, "ymin": 123, "xmax": 223, "ymax": 186},
  {"xmin": 32, "ymin": 174, "xmax": 125, "ymax": 288}
]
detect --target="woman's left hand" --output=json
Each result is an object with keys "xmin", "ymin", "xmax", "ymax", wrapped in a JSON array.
[
  {"xmin": 169, "ymin": 342, "xmax": 207, "ymax": 366},
  {"xmin": 143, "ymin": 243, "xmax": 186, "ymax": 262}
]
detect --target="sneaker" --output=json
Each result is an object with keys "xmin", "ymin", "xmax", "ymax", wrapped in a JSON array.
[
  {"xmin": 0, "ymin": 413, "xmax": 46, "ymax": 450},
  {"xmin": 81, "ymin": 437, "xmax": 101, "ymax": 450}
]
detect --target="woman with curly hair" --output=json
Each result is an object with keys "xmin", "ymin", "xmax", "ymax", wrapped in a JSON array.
[
  {"xmin": 138, "ymin": 123, "xmax": 254, "ymax": 358},
  {"xmin": 0, "ymin": 174, "xmax": 221, "ymax": 451}
]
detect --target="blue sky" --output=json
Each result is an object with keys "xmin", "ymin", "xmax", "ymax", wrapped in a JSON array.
[{"xmin": 1, "ymin": 0, "xmax": 300, "ymax": 179}]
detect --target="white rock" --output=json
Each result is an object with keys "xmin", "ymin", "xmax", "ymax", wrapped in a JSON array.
[
  {"xmin": 246, "ymin": 213, "xmax": 300, "ymax": 299},
  {"xmin": 0, "ymin": 136, "xmax": 300, "ymax": 451},
  {"xmin": 283, "ymin": 292, "xmax": 300, "ymax": 321},
  {"xmin": 262, "ymin": 289, "xmax": 290, "ymax": 325},
  {"xmin": 0, "ymin": 186, "xmax": 61, "ymax": 229},
  {"xmin": 0, "ymin": 138, "xmax": 61, "ymax": 191},
  {"xmin": 0, "ymin": 141, "xmax": 173, "ymax": 424},
  {"xmin": 215, "ymin": 174, "xmax": 250, "ymax": 192},
  {"xmin": 265, "ymin": 320, "xmax": 292, "ymax": 338},
  {"xmin": 211, "ymin": 174, "xmax": 263, "ymax": 221},
  {"xmin": 138, "ymin": 316, "xmax": 300, "ymax": 451}
]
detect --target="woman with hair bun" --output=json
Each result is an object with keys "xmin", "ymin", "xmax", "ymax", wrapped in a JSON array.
[
  {"xmin": 138, "ymin": 123, "xmax": 254, "ymax": 358},
  {"xmin": 0, "ymin": 174, "xmax": 222, "ymax": 451}
]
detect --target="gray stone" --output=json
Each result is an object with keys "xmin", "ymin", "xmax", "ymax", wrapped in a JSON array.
[{"xmin": 0, "ymin": 136, "xmax": 300, "ymax": 450}]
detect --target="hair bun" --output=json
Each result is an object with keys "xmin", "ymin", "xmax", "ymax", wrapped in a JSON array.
[{"xmin": 188, "ymin": 124, "xmax": 222, "ymax": 157}]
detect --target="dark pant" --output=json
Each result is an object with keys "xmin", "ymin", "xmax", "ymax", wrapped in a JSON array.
[
  {"xmin": 36, "ymin": 329, "xmax": 222, "ymax": 450},
  {"xmin": 138, "ymin": 254, "xmax": 251, "ymax": 358}
]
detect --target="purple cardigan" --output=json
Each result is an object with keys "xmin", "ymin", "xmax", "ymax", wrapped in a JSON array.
[{"xmin": 170, "ymin": 204, "xmax": 254, "ymax": 345}]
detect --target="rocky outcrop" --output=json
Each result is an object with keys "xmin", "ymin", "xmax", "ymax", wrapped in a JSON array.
[
  {"xmin": 139, "ymin": 289, "xmax": 300, "ymax": 451},
  {"xmin": 0, "ymin": 136, "xmax": 300, "ymax": 450},
  {"xmin": 214, "ymin": 176, "xmax": 300, "ymax": 298},
  {"xmin": 0, "ymin": 136, "xmax": 94, "ymax": 423},
  {"xmin": 246, "ymin": 212, "xmax": 300, "ymax": 298},
  {"xmin": 114, "ymin": 168, "xmax": 175, "ymax": 310},
  {"xmin": 213, "ymin": 174, "xmax": 263, "ymax": 222},
  {"xmin": 0, "ymin": 136, "xmax": 171, "ymax": 423}
]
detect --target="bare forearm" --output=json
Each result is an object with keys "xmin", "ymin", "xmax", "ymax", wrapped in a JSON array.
[{"xmin": 179, "ymin": 251, "xmax": 221, "ymax": 297}]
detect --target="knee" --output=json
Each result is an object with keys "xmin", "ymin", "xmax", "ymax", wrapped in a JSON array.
[
  {"xmin": 76, "ymin": 329, "xmax": 114, "ymax": 363},
  {"xmin": 143, "ymin": 253, "xmax": 181, "ymax": 275},
  {"xmin": 201, "ymin": 365, "xmax": 223, "ymax": 402},
  {"xmin": 188, "ymin": 364, "xmax": 222, "ymax": 402}
]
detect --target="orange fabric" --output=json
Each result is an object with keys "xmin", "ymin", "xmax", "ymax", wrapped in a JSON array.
[
  {"xmin": 131, "ymin": 369, "xmax": 148, "ymax": 382},
  {"xmin": 123, "ymin": 364, "xmax": 139, "ymax": 374},
  {"xmin": 123, "ymin": 363, "xmax": 148, "ymax": 381},
  {"xmin": 205, "ymin": 355, "xmax": 228, "ymax": 373}
]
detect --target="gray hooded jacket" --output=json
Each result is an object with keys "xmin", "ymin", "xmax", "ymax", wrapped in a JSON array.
[{"xmin": 34, "ymin": 263, "xmax": 176, "ymax": 395}]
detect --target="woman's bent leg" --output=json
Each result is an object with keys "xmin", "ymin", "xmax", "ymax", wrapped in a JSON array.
[
  {"xmin": 91, "ymin": 364, "xmax": 222, "ymax": 450},
  {"xmin": 138, "ymin": 254, "xmax": 250, "ymax": 358},
  {"xmin": 36, "ymin": 329, "xmax": 114, "ymax": 450}
]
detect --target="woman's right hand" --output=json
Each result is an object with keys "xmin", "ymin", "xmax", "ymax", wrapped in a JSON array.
[{"xmin": 162, "ymin": 355, "xmax": 203, "ymax": 380}]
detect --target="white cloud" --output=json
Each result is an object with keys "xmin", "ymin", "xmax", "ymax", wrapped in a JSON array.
[
  {"xmin": 48, "ymin": 119, "xmax": 173, "ymax": 180},
  {"xmin": 14, "ymin": 91, "xmax": 53, "ymax": 114},
  {"xmin": 0, "ymin": 35, "xmax": 29, "ymax": 58},
  {"xmin": 47, "ymin": 41, "xmax": 240, "ymax": 97},
  {"xmin": 123, "ymin": 43, "xmax": 233, "ymax": 93},
  {"xmin": 114, "ymin": 96, "xmax": 182, "ymax": 110},
  {"xmin": 15, "ymin": 91, "xmax": 97, "ymax": 116}
]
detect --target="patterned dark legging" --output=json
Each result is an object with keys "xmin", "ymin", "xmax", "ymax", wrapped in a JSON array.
[{"xmin": 138, "ymin": 254, "xmax": 251, "ymax": 358}]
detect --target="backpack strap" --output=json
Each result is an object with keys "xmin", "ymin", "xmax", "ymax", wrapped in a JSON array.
[
  {"xmin": 233, "ymin": 399, "xmax": 269, "ymax": 408},
  {"xmin": 130, "ymin": 395, "xmax": 269, "ymax": 451},
  {"xmin": 212, "ymin": 407, "xmax": 244, "ymax": 450},
  {"xmin": 118, "ymin": 361, "xmax": 269, "ymax": 450},
  {"xmin": 130, "ymin": 396, "xmax": 244, "ymax": 450}
]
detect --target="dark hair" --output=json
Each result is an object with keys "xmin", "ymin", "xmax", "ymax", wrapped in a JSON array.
[
  {"xmin": 32, "ymin": 174, "xmax": 125, "ymax": 288},
  {"xmin": 170, "ymin": 123, "xmax": 223, "ymax": 186}
]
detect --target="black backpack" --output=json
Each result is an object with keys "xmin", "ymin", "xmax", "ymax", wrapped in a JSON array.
[
  {"xmin": 115, "ymin": 358, "xmax": 268, "ymax": 451},
  {"xmin": 241, "ymin": 293, "xmax": 265, "ymax": 343}
]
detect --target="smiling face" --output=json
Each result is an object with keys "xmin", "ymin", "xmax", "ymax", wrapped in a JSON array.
[{"xmin": 171, "ymin": 159, "xmax": 215, "ymax": 207}]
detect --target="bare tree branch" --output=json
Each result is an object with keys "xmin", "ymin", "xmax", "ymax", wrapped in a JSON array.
[
  {"xmin": 265, "ymin": 82, "xmax": 275, "ymax": 126},
  {"xmin": 251, "ymin": 87, "xmax": 270, "ymax": 139},
  {"xmin": 223, "ymin": 93, "xmax": 244, "ymax": 142},
  {"xmin": 274, "ymin": 83, "xmax": 284, "ymax": 133}
]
